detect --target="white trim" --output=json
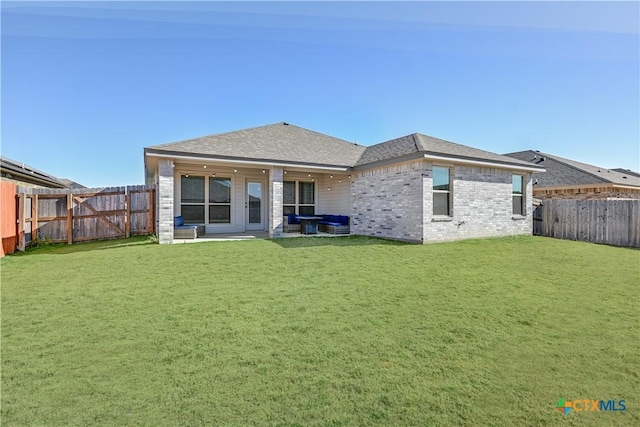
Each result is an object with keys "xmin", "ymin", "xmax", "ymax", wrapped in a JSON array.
[
  {"xmin": 146, "ymin": 152, "xmax": 350, "ymax": 172},
  {"xmin": 423, "ymin": 153, "xmax": 545, "ymax": 173}
]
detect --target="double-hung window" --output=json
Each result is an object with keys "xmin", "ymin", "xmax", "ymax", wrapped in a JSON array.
[
  {"xmin": 209, "ymin": 177, "xmax": 231, "ymax": 223},
  {"xmin": 283, "ymin": 180, "xmax": 315, "ymax": 215},
  {"xmin": 512, "ymin": 175, "xmax": 525, "ymax": 215},
  {"xmin": 181, "ymin": 175, "xmax": 231, "ymax": 224},
  {"xmin": 181, "ymin": 175, "xmax": 205, "ymax": 223},
  {"xmin": 433, "ymin": 167, "xmax": 452, "ymax": 216}
]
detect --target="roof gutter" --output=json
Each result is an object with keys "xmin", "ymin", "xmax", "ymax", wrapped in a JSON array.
[
  {"xmin": 423, "ymin": 153, "xmax": 546, "ymax": 173},
  {"xmin": 145, "ymin": 151, "xmax": 351, "ymax": 172}
]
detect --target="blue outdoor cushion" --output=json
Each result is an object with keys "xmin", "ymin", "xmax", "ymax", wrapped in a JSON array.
[
  {"xmin": 288, "ymin": 214, "xmax": 300, "ymax": 224},
  {"xmin": 339, "ymin": 215, "xmax": 349, "ymax": 225},
  {"xmin": 174, "ymin": 215, "xmax": 185, "ymax": 227}
]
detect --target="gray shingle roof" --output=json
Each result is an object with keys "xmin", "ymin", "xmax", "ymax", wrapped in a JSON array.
[
  {"xmin": 504, "ymin": 150, "xmax": 640, "ymax": 187},
  {"xmin": 613, "ymin": 168, "xmax": 640, "ymax": 178},
  {"xmin": 355, "ymin": 133, "xmax": 539, "ymax": 169},
  {"xmin": 147, "ymin": 123, "xmax": 543, "ymax": 171},
  {"xmin": 147, "ymin": 122, "xmax": 366, "ymax": 168}
]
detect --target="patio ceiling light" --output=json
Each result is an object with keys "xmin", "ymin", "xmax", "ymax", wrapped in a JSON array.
[{"xmin": 203, "ymin": 165, "xmax": 207, "ymax": 168}]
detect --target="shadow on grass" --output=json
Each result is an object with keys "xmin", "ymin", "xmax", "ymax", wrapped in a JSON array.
[
  {"xmin": 268, "ymin": 235, "xmax": 411, "ymax": 249},
  {"xmin": 10, "ymin": 235, "xmax": 157, "ymax": 257}
]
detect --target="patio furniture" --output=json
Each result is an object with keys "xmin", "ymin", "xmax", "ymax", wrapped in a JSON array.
[
  {"xmin": 174, "ymin": 215, "xmax": 205, "ymax": 239},
  {"xmin": 298, "ymin": 216, "xmax": 323, "ymax": 235},
  {"xmin": 318, "ymin": 215, "xmax": 350, "ymax": 234},
  {"xmin": 283, "ymin": 214, "xmax": 301, "ymax": 232}
]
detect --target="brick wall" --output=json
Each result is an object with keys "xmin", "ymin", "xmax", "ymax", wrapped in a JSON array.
[
  {"xmin": 423, "ymin": 163, "xmax": 532, "ymax": 242},
  {"xmin": 157, "ymin": 159, "xmax": 174, "ymax": 244},
  {"xmin": 269, "ymin": 167, "xmax": 284, "ymax": 238},
  {"xmin": 351, "ymin": 160, "xmax": 424, "ymax": 242},
  {"xmin": 350, "ymin": 160, "xmax": 533, "ymax": 243}
]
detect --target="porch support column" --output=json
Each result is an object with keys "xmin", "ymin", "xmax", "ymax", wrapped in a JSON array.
[
  {"xmin": 269, "ymin": 166, "xmax": 284, "ymax": 238},
  {"xmin": 158, "ymin": 159, "xmax": 174, "ymax": 244}
]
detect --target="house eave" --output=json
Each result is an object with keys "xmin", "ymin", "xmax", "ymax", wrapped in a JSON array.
[
  {"xmin": 423, "ymin": 153, "xmax": 545, "ymax": 172},
  {"xmin": 144, "ymin": 149, "xmax": 351, "ymax": 172},
  {"xmin": 353, "ymin": 152, "xmax": 545, "ymax": 172}
]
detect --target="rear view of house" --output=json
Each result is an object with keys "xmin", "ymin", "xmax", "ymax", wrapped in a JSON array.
[{"xmin": 144, "ymin": 123, "xmax": 544, "ymax": 244}]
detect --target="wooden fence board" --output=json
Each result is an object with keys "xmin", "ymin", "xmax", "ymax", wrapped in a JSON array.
[
  {"xmin": 537, "ymin": 199, "xmax": 639, "ymax": 248},
  {"xmin": 15, "ymin": 185, "xmax": 155, "ymax": 249}
]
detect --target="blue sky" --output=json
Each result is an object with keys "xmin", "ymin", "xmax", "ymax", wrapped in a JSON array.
[{"xmin": 2, "ymin": 1, "xmax": 638, "ymax": 187}]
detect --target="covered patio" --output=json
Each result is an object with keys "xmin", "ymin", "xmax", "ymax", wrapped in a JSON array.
[{"xmin": 172, "ymin": 230, "xmax": 349, "ymax": 244}]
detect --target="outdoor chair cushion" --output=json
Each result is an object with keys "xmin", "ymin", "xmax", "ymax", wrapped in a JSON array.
[
  {"xmin": 287, "ymin": 214, "xmax": 300, "ymax": 224},
  {"xmin": 174, "ymin": 215, "xmax": 185, "ymax": 226}
]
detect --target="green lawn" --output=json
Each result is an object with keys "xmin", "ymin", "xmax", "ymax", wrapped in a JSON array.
[{"xmin": 1, "ymin": 235, "xmax": 638, "ymax": 426}]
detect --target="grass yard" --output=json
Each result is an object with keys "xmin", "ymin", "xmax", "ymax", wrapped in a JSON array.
[{"xmin": 1, "ymin": 235, "xmax": 638, "ymax": 426}]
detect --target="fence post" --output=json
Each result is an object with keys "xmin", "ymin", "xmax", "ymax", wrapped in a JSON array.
[
  {"xmin": 148, "ymin": 188, "xmax": 155, "ymax": 234},
  {"xmin": 17, "ymin": 193, "xmax": 25, "ymax": 251},
  {"xmin": 125, "ymin": 189, "xmax": 131, "ymax": 238},
  {"xmin": 32, "ymin": 194, "xmax": 38, "ymax": 242},
  {"xmin": 67, "ymin": 192, "xmax": 73, "ymax": 244}
]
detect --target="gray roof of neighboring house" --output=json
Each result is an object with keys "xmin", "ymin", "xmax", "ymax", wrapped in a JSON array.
[
  {"xmin": 146, "ymin": 122, "xmax": 366, "ymax": 168},
  {"xmin": 613, "ymin": 168, "xmax": 640, "ymax": 178},
  {"xmin": 0, "ymin": 155, "xmax": 67, "ymax": 188},
  {"xmin": 355, "ymin": 133, "xmax": 540, "ymax": 169},
  {"xmin": 504, "ymin": 150, "xmax": 640, "ymax": 188},
  {"xmin": 58, "ymin": 178, "xmax": 87, "ymax": 189},
  {"xmin": 147, "ymin": 123, "xmax": 542, "ymax": 171}
]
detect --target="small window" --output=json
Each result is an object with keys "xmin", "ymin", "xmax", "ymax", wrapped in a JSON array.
[
  {"xmin": 512, "ymin": 175, "xmax": 524, "ymax": 215},
  {"xmin": 433, "ymin": 167, "xmax": 451, "ymax": 216}
]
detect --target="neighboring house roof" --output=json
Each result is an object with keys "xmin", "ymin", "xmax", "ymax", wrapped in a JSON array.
[
  {"xmin": 0, "ymin": 156, "xmax": 67, "ymax": 188},
  {"xmin": 504, "ymin": 150, "xmax": 640, "ymax": 188},
  {"xmin": 355, "ymin": 133, "xmax": 540, "ymax": 169},
  {"xmin": 58, "ymin": 178, "xmax": 87, "ymax": 189},
  {"xmin": 146, "ymin": 122, "xmax": 366, "ymax": 168},
  {"xmin": 613, "ymin": 168, "xmax": 640, "ymax": 178},
  {"xmin": 146, "ymin": 122, "xmax": 543, "ymax": 172}
]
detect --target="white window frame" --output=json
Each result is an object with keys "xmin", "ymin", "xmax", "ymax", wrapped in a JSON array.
[
  {"xmin": 432, "ymin": 166, "xmax": 453, "ymax": 217},
  {"xmin": 512, "ymin": 174, "xmax": 525, "ymax": 216}
]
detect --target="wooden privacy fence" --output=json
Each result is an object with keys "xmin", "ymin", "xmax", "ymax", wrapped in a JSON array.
[
  {"xmin": 16, "ymin": 185, "xmax": 155, "ymax": 250},
  {"xmin": 533, "ymin": 199, "xmax": 640, "ymax": 248}
]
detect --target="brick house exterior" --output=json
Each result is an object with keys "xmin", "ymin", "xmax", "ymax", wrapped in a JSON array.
[{"xmin": 145, "ymin": 123, "xmax": 543, "ymax": 244}]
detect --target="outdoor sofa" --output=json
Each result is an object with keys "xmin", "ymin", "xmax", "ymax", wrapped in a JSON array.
[
  {"xmin": 283, "ymin": 214, "xmax": 350, "ymax": 234},
  {"xmin": 318, "ymin": 215, "xmax": 350, "ymax": 234},
  {"xmin": 174, "ymin": 215, "xmax": 205, "ymax": 239}
]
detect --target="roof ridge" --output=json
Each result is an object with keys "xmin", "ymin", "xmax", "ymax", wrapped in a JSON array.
[{"xmin": 410, "ymin": 133, "xmax": 421, "ymax": 152}]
